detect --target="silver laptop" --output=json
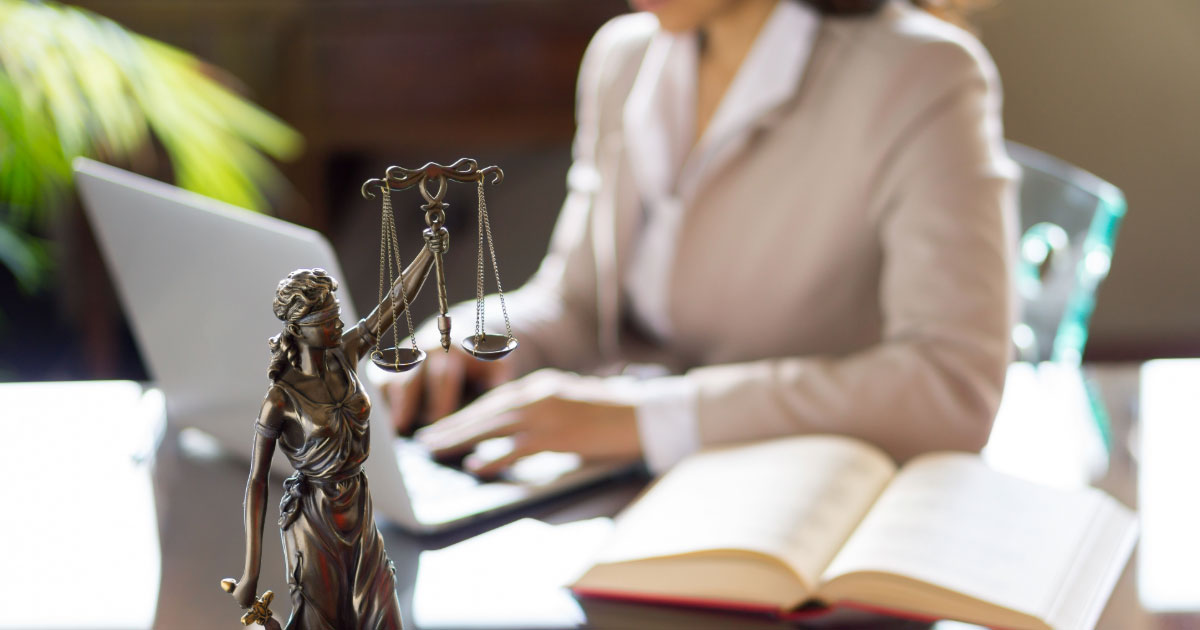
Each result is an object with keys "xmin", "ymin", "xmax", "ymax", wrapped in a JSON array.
[{"xmin": 74, "ymin": 157, "xmax": 627, "ymax": 534}]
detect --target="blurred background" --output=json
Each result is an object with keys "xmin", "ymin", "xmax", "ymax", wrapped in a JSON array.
[{"xmin": 0, "ymin": 0, "xmax": 1196, "ymax": 381}]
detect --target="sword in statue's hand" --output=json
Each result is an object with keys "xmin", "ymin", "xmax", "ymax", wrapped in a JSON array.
[{"xmin": 220, "ymin": 578, "xmax": 283, "ymax": 630}]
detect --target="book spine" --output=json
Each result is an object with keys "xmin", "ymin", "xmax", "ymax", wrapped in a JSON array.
[{"xmin": 571, "ymin": 586, "xmax": 803, "ymax": 618}]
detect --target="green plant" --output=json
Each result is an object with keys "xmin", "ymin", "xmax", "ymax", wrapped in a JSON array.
[{"xmin": 0, "ymin": 0, "xmax": 303, "ymax": 292}]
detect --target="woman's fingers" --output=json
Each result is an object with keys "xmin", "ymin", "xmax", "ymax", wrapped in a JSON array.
[
  {"xmin": 464, "ymin": 434, "xmax": 540, "ymax": 478},
  {"xmin": 415, "ymin": 374, "xmax": 554, "ymax": 452},
  {"xmin": 416, "ymin": 373, "xmax": 642, "ymax": 476},
  {"xmin": 417, "ymin": 405, "xmax": 527, "ymax": 457},
  {"xmin": 386, "ymin": 346, "xmax": 520, "ymax": 436},
  {"xmin": 415, "ymin": 373, "xmax": 564, "ymax": 457}
]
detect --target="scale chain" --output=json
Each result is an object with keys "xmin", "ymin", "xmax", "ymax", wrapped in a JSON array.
[
  {"xmin": 385, "ymin": 186, "xmax": 419, "ymax": 355},
  {"xmin": 376, "ymin": 187, "xmax": 388, "ymax": 346},
  {"xmin": 376, "ymin": 186, "xmax": 419, "ymax": 370},
  {"xmin": 475, "ymin": 180, "xmax": 486, "ymax": 340},
  {"xmin": 477, "ymin": 179, "xmax": 514, "ymax": 341},
  {"xmin": 383, "ymin": 187, "xmax": 399, "ymax": 359}
]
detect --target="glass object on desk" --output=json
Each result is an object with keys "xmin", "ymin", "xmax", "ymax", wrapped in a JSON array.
[
  {"xmin": 1006, "ymin": 142, "xmax": 1126, "ymax": 455},
  {"xmin": 987, "ymin": 144, "xmax": 1124, "ymax": 483},
  {"xmin": 984, "ymin": 362, "xmax": 1110, "ymax": 487},
  {"xmin": 1008, "ymin": 141, "xmax": 1126, "ymax": 366}
]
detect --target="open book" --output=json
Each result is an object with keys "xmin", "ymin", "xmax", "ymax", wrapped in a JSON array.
[{"xmin": 571, "ymin": 436, "xmax": 1136, "ymax": 630}]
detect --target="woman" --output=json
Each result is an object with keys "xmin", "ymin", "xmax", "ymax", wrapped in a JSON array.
[
  {"xmin": 392, "ymin": 0, "xmax": 1015, "ymax": 477},
  {"xmin": 229, "ymin": 246, "xmax": 436, "ymax": 628}
]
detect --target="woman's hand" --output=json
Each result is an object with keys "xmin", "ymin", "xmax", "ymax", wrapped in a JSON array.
[
  {"xmin": 414, "ymin": 369, "xmax": 642, "ymax": 477},
  {"xmin": 384, "ymin": 345, "xmax": 517, "ymax": 435}
]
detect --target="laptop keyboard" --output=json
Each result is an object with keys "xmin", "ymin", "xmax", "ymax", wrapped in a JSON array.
[
  {"xmin": 394, "ymin": 437, "xmax": 587, "ymax": 500},
  {"xmin": 394, "ymin": 438, "xmax": 482, "ymax": 501}
]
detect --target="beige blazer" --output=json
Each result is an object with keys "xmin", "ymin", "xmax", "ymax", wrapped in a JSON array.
[{"xmin": 469, "ymin": 2, "xmax": 1016, "ymax": 462}]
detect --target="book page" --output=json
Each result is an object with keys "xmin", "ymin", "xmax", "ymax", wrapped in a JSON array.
[
  {"xmin": 819, "ymin": 453, "xmax": 1134, "ymax": 628},
  {"xmin": 592, "ymin": 435, "xmax": 896, "ymax": 589}
]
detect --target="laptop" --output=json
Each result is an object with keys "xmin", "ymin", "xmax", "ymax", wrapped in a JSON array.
[{"xmin": 74, "ymin": 157, "xmax": 629, "ymax": 534}]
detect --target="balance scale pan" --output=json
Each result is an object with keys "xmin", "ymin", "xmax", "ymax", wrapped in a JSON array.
[
  {"xmin": 371, "ymin": 347, "xmax": 426, "ymax": 373},
  {"xmin": 461, "ymin": 335, "xmax": 518, "ymax": 361}
]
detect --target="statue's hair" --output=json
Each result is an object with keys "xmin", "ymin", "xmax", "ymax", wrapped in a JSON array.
[{"xmin": 267, "ymin": 268, "xmax": 339, "ymax": 381}]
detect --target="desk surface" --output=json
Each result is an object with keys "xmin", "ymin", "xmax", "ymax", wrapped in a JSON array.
[{"xmin": 4, "ymin": 362, "xmax": 1198, "ymax": 630}]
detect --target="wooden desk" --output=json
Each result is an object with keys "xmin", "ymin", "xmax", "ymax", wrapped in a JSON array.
[{"xmin": 4, "ymin": 362, "xmax": 1198, "ymax": 629}]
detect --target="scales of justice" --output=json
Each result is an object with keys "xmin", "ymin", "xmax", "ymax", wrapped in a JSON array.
[
  {"xmin": 362, "ymin": 158, "xmax": 518, "ymax": 368},
  {"xmin": 220, "ymin": 158, "xmax": 516, "ymax": 629}
]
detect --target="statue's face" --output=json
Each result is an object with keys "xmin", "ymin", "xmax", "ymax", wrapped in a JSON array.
[
  {"xmin": 628, "ymin": 0, "xmax": 741, "ymax": 33},
  {"xmin": 291, "ymin": 313, "xmax": 343, "ymax": 349}
]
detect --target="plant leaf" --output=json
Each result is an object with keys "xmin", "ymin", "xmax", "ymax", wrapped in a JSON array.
[
  {"xmin": 0, "ymin": 221, "xmax": 51, "ymax": 292},
  {"xmin": 0, "ymin": 0, "xmax": 304, "ymax": 215}
]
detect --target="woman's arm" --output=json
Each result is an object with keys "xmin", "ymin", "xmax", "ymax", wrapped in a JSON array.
[
  {"xmin": 420, "ymin": 29, "xmax": 1016, "ymax": 471},
  {"xmin": 483, "ymin": 16, "xmax": 655, "ymax": 376},
  {"xmin": 685, "ymin": 38, "xmax": 1016, "ymax": 463},
  {"xmin": 343, "ymin": 243, "xmax": 436, "ymax": 363},
  {"xmin": 230, "ymin": 387, "xmax": 285, "ymax": 608}
]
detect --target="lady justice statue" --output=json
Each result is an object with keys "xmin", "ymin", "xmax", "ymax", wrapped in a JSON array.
[{"xmin": 221, "ymin": 159, "xmax": 515, "ymax": 629}]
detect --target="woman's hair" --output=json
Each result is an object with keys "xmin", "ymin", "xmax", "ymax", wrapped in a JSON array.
[
  {"xmin": 803, "ymin": 0, "xmax": 990, "ymax": 28},
  {"xmin": 267, "ymin": 268, "xmax": 339, "ymax": 381}
]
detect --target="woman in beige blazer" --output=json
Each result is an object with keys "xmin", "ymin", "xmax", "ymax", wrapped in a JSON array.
[{"xmin": 393, "ymin": 0, "xmax": 1016, "ymax": 477}]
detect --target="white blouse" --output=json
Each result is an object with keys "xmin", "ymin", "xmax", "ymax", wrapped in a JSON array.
[{"xmin": 622, "ymin": 1, "xmax": 821, "ymax": 472}]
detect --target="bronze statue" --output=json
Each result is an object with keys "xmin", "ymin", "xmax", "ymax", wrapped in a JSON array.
[
  {"xmin": 224, "ymin": 259, "xmax": 433, "ymax": 628},
  {"xmin": 222, "ymin": 159, "xmax": 514, "ymax": 629}
]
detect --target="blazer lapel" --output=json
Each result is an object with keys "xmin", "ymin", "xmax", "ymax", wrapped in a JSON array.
[{"xmin": 679, "ymin": 1, "xmax": 822, "ymax": 204}]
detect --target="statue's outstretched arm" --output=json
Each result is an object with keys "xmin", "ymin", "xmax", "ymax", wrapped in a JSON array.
[{"xmin": 346, "ymin": 240, "xmax": 437, "ymax": 363}]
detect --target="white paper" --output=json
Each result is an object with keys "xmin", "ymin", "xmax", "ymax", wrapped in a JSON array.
[
  {"xmin": 413, "ymin": 518, "xmax": 614, "ymax": 629},
  {"xmin": 0, "ymin": 381, "xmax": 164, "ymax": 629}
]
